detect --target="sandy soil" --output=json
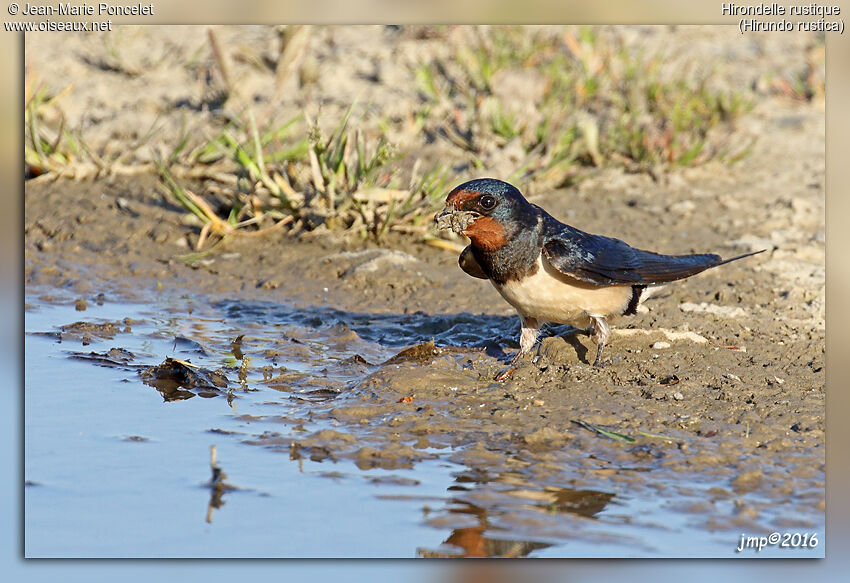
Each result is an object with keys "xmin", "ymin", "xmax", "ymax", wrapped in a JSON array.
[{"xmin": 25, "ymin": 26, "xmax": 824, "ymax": 548}]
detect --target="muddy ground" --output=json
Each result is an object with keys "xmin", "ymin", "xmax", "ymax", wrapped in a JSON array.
[{"xmin": 25, "ymin": 26, "xmax": 824, "ymax": 552}]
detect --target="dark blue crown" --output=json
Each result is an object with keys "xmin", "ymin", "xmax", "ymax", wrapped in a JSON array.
[{"xmin": 454, "ymin": 178, "xmax": 521, "ymax": 198}]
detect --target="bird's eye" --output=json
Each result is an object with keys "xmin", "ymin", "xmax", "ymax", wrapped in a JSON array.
[{"xmin": 479, "ymin": 195, "xmax": 496, "ymax": 210}]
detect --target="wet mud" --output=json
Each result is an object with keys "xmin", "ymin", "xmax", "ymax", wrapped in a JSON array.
[{"xmin": 25, "ymin": 166, "xmax": 825, "ymax": 552}]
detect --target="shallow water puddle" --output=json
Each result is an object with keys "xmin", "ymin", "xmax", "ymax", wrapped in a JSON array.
[{"xmin": 25, "ymin": 294, "xmax": 823, "ymax": 557}]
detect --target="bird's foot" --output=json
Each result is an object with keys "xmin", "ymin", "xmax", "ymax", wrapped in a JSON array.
[
  {"xmin": 495, "ymin": 347, "xmax": 528, "ymax": 381},
  {"xmin": 496, "ymin": 351, "xmax": 521, "ymax": 381},
  {"xmin": 497, "ymin": 315, "xmax": 539, "ymax": 381}
]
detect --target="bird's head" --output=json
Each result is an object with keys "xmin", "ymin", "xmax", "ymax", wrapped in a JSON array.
[{"xmin": 435, "ymin": 178, "xmax": 535, "ymax": 251}]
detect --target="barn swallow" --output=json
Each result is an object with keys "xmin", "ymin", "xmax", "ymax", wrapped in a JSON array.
[{"xmin": 435, "ymin": 178, "xmax": 763, "ymax": 379}]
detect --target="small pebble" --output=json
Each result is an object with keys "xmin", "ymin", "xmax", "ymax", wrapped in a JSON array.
[
  {"xmin": 652, "ymin": 341, "xmax": 671, "ymax": 349},
  {"xmin": 672, "ymin": 391, "xmax": 684, "ymax": 401}
]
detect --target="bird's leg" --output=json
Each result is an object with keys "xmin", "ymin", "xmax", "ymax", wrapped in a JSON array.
[
  {"xmin": 588, "ymin": 314, "xmax": 610, "ymax": 367},
  {"xmin": 496, "ymin": 315, "xmax": 539, "ymax": 381},
  {"xmin": 514, "ymin": 315, "xmax": 541, "ymax": 363}
]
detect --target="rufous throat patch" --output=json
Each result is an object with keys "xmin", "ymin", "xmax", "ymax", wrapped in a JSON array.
[{"xmin": 464, "ymin": 216, "xmax": 507, "ymax": 251}]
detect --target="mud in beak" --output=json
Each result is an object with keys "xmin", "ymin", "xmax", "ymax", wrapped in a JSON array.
[{"xmin": 435, "ymin": 207, "xmax": 480, "ymax": 234}]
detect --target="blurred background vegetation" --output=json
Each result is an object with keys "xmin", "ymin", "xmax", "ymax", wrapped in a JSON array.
[{"xmin": 24, "ymin": 25, "xmax": 824, "ymax": 248}]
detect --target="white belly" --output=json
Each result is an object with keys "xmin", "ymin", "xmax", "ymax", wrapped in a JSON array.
[{"xmin": 493, "ymin": 256, "xmax": 632, "ymax": 325}]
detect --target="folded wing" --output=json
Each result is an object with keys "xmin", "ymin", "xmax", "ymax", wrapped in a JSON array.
[{"xmin": 542, "ymin": 230, "xmax": 762, "ymax": 286}]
